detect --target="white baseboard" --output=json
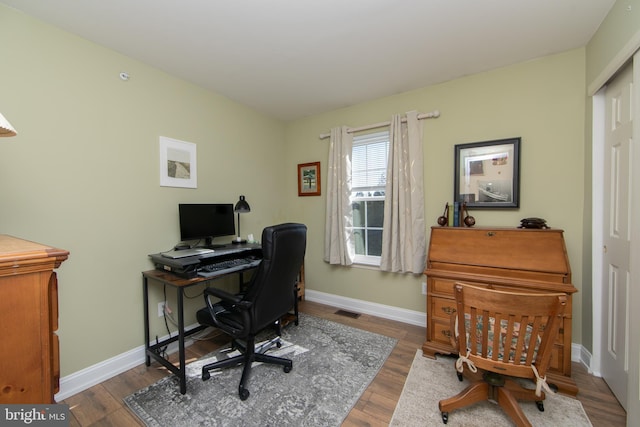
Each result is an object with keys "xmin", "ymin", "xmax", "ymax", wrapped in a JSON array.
[
  {"xmin": 305, "ymin": 289, "xmax": 427, "ymax": 327},
  {"xmin": 55, "ymin": 290, "xmax": 592, "ymax": 400},
  {"xmin": 576, "ymin": 343, "xmax": 596, "ymax": 375},
  {"xmin": 54, "ymin": 329, "xmax": 199, "ymax": 401}
]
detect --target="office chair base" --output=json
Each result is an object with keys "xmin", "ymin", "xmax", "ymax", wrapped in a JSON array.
[
  {"xmin": 201, "ymin": 337, "xmax": 293, "ymax": 400},
  {"xmin": 239, "ymin": 387, "xmax": 250, "ymax": 400}
]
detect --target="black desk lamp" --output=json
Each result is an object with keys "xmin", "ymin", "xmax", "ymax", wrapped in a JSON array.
[{"xmin": 233, "ymin": 195, "xmax": 250, "ymax": 244}]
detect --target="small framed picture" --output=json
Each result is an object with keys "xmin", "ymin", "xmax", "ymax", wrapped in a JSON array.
[
  {"xmin": 454, "ymin": 137, "xmax": 520, "ymax": 208},
  {"xmin": 298, "ymin": 162, "xmax": 321, "ymax": 196},
  {"xmin": 159, "ymin": 136, "xmax": 197, "ymax": 188}
]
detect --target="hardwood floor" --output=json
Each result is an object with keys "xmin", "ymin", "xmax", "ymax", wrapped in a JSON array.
[{"xmin": 63, "ymin": 300, "xmax": 627, "ymax": 426}]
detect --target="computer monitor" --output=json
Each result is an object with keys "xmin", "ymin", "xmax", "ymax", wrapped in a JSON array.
[{"xmin": 178, "ymin": 203, "xmax": 235, "ymax": 247}]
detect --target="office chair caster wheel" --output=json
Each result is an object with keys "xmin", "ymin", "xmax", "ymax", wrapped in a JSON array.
[
  {"xmin": 239, "ymin": 387, "xmax": 250, "ymax": 401},
  {"xmin": 284, "ymin": 365, "xmax": 292, "ymax": 373},
  {"xmin": 441, "ymin": 412, "xmax": 448, "ymax": 424},
  {"xmin": 456, "ymin": 372, "xmax": 463, "ymax": 381},
  {"xmin": 536, "ymin": 401, "xmax": 544, "ymax": 412},
  {"xmin": 202, "ymin": 370, "xmax": 211, "ymax": 381},
  {"xmin": 276, "ymin": 340, "xmax": 282, "ymax": 348}
]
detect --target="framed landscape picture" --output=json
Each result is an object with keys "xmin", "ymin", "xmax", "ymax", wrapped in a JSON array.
[
  {"xmin": 298, "ymin": 162, "xmax": 321, "ymax": 196},
  {"xmin": 159, "ymin": 136, "xmax": 197, "ymax": 188}
]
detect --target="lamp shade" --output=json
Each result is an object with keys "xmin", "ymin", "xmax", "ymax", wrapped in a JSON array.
[
  {"xmin": 0, "ymin": 112, "xmax": 17, "ymax": 137},
  {"xmin": 234, "ymin": 195, "xmax": 250, "ymax": 213}
]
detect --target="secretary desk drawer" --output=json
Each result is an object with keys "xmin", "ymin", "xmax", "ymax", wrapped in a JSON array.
[
  {"xmin": 431, "ymin": 319, "xmax": 454, "ymax": 347},
  {"xmin": 432, "ymin": 296, "xmax": 456, "ymax": 321},
  {"xmin": 431, "ymin": 278, "xmax": 455, "ymax": 296}
]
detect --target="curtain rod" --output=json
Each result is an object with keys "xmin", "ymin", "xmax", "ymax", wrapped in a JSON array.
[{"xmin": 318, "ymin": 110, "xmax": 440, "ymax": 140}]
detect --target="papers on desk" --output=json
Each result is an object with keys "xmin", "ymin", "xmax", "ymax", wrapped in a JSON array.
[{"xmin": 161, "ymin": 248, "xmax": 214, "ymax": 259}]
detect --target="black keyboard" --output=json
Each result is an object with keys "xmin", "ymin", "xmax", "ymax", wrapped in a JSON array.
[{"xmin": 197, "ymin": 257, "xmax": 261, "ymax": 278}]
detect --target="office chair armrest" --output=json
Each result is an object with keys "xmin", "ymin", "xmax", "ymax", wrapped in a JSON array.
[
  {"xmin": 204, "ymin": 286, "xmax": 243, "ymax": 304},
  {"xmin": 202, "ymin": 287, "xmax": 252, "ymax": 337},
  {"xmin": 203, "ymin": 287, "xmax": 253, "ymax": 312}
]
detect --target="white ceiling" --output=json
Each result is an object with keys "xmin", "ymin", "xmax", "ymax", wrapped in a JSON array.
[{"xmin": 2, "ymin": 0, "xmax": 615, "ymax": 121}]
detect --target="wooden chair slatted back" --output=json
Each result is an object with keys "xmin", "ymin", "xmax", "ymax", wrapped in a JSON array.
[{"xmin": 454, "ymin": 283, "xmax": 567, "ymax": 379}]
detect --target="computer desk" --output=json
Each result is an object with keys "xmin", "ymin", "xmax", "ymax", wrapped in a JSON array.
[{"xmin": 142, "ymin": 245, "xmax": 261, "ymax": 394}]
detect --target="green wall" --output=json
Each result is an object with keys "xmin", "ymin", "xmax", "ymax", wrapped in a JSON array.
[
  {"xmin": 286, "ymin": 49, "xmax": 588, "ymax": 343},
  {"xmin": 0, "ymin": 6, "xmax": 287, "ymax": 376},
  {"xmin": 587, "ymin": 0, "xmax": 640, "ymax": 93}
]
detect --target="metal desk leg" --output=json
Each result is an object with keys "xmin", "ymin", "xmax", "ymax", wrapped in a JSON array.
[
  {"xmin": 177, "ymin": 287, "xmax": 187, "ymax": 394},
  {"xmin": 143, "ymin": 276, "xmax": 151, "ymax": 366}
]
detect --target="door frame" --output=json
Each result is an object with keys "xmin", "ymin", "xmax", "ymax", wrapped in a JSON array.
[{"xmin": 591, "ymin": 85, "xmax": 605, "ymax": 377}]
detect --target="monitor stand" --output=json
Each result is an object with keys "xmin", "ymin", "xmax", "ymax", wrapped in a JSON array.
[{"xmin": 202, "ymin": 237, "xmax": 226, "ymax": 249}]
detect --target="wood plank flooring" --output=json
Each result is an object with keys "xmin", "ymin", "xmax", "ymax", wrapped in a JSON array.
[{"xmin": 63, "ymin": 300, "xmax": 626, "ymax": 426}]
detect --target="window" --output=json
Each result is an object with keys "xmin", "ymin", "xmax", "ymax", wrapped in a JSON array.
[{"xmin": 350, "ymin": 131, "xmax": 389, "ymax": 265}]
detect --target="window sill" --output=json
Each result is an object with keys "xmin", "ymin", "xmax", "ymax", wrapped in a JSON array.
[{"xmin": 352, "ymin": 255, "xmax": 381, "ymax": 270}]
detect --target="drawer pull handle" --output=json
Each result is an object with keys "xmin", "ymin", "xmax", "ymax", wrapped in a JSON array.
[
  {"xmin": 441, "ymin": 330, "xmax": 451, "ymax": 338},
  {"xmin": 487, "ymin": 231, "xmax": 496, "ymax": 237},
  {"xmin": 441, "ymin": 307, "xmax": 456, "ymax": 315}
]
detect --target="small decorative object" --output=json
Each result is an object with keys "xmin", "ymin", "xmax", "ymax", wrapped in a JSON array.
[
  {"xmin": 437, "ymin": 203, "xmax": 449, "ymax": 226},
  {"xmin": 298, "ymin": 162, "xmax": 321, "ymax": 196},
  {"xmin": 462, "ymin": 202, "xmax": 475, "ymax": 227},
  {"xmin": 518, "ymin": 217, "xmax": 549, "ymax": 229}
]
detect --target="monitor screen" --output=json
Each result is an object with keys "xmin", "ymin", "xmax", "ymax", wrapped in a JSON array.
[{"xmin": 178, "ymin": 204, "xmax": 235, "ymax": 245}]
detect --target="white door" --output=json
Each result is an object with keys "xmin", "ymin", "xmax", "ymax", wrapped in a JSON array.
[
  {"xmin": 626, "ymin": 51, "xmax": 640, "ymax": 426},
  {"xmin": 601, "ymin": 61, "xmax": 633, "ymax": 409}
]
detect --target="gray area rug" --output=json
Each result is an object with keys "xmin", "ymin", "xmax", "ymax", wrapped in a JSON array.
[
  {"xmin": 390, "ymin": 349, "xmax": 592, "ymax": 426},
  {"xmin": 125, "ymin": 313, "xmax": 397, "ymax": 426}
]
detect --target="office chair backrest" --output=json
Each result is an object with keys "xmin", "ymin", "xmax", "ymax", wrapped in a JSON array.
[
  {"xmin": 243, "ymin": 223, "xmax": 307, "ymax": 334},
  {"xmin": 453, "ymin": 282, "xmax": 566, "ymax": 380}
]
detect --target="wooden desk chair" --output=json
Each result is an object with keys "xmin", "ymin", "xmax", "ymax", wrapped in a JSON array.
[{"xmin": 438, "ymin": 283, "xmax": 567, "ymax": 427}]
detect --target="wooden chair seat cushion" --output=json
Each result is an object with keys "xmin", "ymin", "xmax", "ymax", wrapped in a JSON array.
[{"xmin": 460, "ymin": 313, "xmax": 541, "ymax": 363}]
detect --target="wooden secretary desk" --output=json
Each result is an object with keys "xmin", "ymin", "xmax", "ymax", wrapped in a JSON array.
[
  {"xmin": 0, "ymin": 235, "xmax": 69, "ymax": 403},
  {"xmin": 423, "ymin": 226, "xmax": 578, "ymax": 395}
]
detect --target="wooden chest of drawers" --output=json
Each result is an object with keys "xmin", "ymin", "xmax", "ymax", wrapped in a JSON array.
[
  {"xmin": 0, "ymin": 235, "xmax": 69, "ymax": 403},
  {"xmin": 423, "ymin": 226, "xmax": 578, "ymax": 395}
]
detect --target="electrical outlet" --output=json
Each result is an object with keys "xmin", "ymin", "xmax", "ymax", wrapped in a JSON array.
[
  {"xmin": 158, "ymin": 302, "xmax": 166, "ymax": 317},
  {"xmin": 421, "ymin": 282, "xmax": 427, "ymax": 295}
]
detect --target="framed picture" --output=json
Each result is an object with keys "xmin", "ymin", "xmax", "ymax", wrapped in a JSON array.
[
  {"xmin": 454, "ymin": 137, "xmax": 520, "ymax": 208},
  {"xmin": 159, "ymin": 136, "xmax": 197, "ymax": 188},
  {"xmin": 298, "ymin": 162, "xmax": 321, "ymax": 196}
]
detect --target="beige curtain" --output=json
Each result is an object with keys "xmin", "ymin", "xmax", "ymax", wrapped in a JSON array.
[
  {"xmin": 324, "ymin": 126, "xmax": 355, "ymax": 265},
  {"xmin": 380, "ymin": 111, "xmax": 427, "ymax": 273}
]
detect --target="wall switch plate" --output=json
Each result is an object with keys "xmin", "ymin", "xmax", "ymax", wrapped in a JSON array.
[{"xmin": 421, "ymin": 282, "xmax": 427, "ymax": 295}]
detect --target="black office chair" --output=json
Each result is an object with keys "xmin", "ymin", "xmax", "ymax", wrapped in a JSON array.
[{"xmin": 196, "ymin": 223, "xmax": 307, "ymax": 400}]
